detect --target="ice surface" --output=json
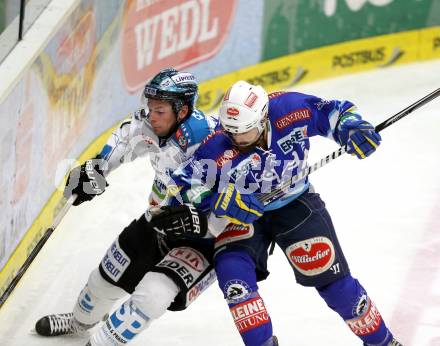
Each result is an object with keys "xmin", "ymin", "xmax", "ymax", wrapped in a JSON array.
[{"xmin": 1, "ymin": 59, "xmax": 440, "ymax": 345}]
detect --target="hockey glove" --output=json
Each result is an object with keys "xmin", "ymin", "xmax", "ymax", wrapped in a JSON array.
[
  {"xmin": 146, "ymin": 204, "xmax": 208, "ymax": 239},
  {"xmin": 64, "ymin": 157, "xmax": 108, "ymax": 206},
  {"xmin": 336, "ymin": 114, "xmax": 381, "ymax": 159},
  {"xmin": 210, "ymin": 183, "xmax": 264, "ymax": 225}
]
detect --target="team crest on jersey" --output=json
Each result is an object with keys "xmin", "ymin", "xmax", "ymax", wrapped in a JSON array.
[
  {"xmin": 286, "ymin": 237, "xmax": 335, "ymax": 276},
  {"xmin": 224, "ymin": 279, "xmax": 252, "ymax": 303},
  {"xmin": 176, "ymin": 128, "xmax": 188, "ymax": 148}
]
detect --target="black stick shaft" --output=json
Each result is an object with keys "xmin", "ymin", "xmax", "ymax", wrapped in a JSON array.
[
  {"xmin": 375, "ymin": 87, "xmax": 440, "ymax": 133},
  {"xmin": 0, "ymin": 195, "xmax": 76, "ymax": 309}
]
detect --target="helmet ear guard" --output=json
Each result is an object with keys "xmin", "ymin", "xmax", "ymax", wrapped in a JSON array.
[{"xmin": 219, "ymin": 81, "xmax": 269, "ymax": 135}]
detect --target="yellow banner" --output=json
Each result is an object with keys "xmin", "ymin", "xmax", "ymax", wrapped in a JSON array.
[
  {"xmin": 420, "ymin": 26, "xmax": 440, "ymax": 60},
  {"xmin": 198, "ymin": 27, "xmax": 439, "ymax": 114}
]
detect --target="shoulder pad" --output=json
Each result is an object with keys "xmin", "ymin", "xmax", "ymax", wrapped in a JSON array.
[
  {"xmin": 268, "ymin": 91, "xmax": 287, "ymax": 100},
  {"xmin": 174, "ymin": 110, "xmax": 212, "ymax": 149},
  {"xmin": 202, "ymin": 129, "xmax": 224, "ymax": 145},
  {"xmin": 194, "ymin": 130, "xmax": 234, "ymax": 165}
]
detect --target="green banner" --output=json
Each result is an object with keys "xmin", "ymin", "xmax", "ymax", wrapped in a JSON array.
[
  {"xmin": 0, "ymin": 1, "xmax": 5, "ymax": 32},
  {"xmin": 262, "ymin": 0, "xmax": 440, "ymax": 61}
]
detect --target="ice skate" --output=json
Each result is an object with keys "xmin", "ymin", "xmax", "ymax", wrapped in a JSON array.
[{"xmin": 35, "ymin": 312, "xmax": 94, "ymax": 336}]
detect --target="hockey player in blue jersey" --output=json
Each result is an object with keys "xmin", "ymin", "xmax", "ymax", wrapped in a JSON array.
[
  {"xmin": 34, "ymin": 68, "xmax": 219, "ymax": 346},
  {"xmin": 168, "ymin": 80, "xmax": 403, "ymax": 346}
]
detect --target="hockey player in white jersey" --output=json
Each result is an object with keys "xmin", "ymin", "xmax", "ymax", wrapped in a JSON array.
[{"xmin": 34, "ymin": 68, "xmax": 218, "ymax": 345}]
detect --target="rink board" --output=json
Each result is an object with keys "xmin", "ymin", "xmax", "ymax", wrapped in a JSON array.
[{"xmin": 1, "ymin": 25, "xmax": 440, "ymax": 304}]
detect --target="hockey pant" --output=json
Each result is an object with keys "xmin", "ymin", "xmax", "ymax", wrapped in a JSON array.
[
  {"xmin": 74, "ymin": 214, "xmax": 216, "ymax": 345},
  {"xmin": 214, "ymin": 191, "xmax": 395, "ymax": 346}
]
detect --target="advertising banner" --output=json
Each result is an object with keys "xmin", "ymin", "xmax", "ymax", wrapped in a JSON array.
[
  {"xmin": 262, "ymin": 0, "xmax": 440, "ymax": 61},
  {"xmin": 0, "ymin": 0, "xmax": 264, "ymax": 297},
  {"xmin": 121, "ymin": 0, "xmax": 237, "ymax": 92}
]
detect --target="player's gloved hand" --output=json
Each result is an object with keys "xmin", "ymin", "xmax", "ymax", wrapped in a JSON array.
[
  {"xmin": 336, "ymin": 114, "xmax": 381, "ymax": 159},
  {"xmin": 210, "ymin": 183, "xmax": 264, "ymax": 225},
  {"xmin": 64, "ymin": 157, "xmax": 108, "ymax": 206},
  {"xmin": 146, "ymin": 204, "xmax": 208, "ymax": 239}
]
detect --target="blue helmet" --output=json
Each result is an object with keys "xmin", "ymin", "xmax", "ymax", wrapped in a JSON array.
[{"xmin": 143, "ymin": 68, "xmax": 198, "ymax": 115}]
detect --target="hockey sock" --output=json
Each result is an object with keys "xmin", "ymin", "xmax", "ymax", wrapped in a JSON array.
[
  {"xmin": 74, "ymin": 269, "xmax": 126, "ymax": 326},
  {"xmin": 317, "ymin": 275, "xmax": 394, "ymax": 345},
  {"xmin": 89, "ymin": 272, "xmax": 179, "ymax": 346},
  {"xmin": 89, "ymin": 299, "xmax": 151, "ymax": 346},
  {"xmin": 215, "ymin": 251, "xmax": 273, "ymax": 346}
]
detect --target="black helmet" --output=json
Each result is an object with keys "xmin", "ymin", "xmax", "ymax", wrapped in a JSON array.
[{"xmin": 143, "ymin": 68, "xmax": 198, "ymax": 115}]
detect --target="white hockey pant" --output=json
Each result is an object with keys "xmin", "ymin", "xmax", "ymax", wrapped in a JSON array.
[{"xmin": 89, "ymin": 271, "xmax": 179, "ymax": 346}]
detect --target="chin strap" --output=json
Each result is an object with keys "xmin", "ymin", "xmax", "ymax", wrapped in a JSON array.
[{"xmin": 158, "ymin": 116, "xmax": 182, "ymax": 147}]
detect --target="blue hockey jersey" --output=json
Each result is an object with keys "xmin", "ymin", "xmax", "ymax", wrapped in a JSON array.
[{"xmin": 169, "ymin": 91, "xmax": 359, "ymax": 211}]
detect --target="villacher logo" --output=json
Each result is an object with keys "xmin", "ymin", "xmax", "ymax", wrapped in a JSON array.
[{"xmin": 286, "ymin": 237, "xmax": 335, "ymax": 276}]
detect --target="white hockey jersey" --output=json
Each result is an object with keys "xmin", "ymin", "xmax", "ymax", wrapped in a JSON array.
[{"xmin": 99, "ymin": 108, "xmax": 216, "ymax": 206}]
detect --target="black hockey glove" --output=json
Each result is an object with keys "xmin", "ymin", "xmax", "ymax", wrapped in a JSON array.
[
  {"xmin": 146, "ymin": 204, "xmax": 208, "ymax": 239},
  {"xmin": 64, "ymin": 157, "xmax": 108, "ymax": 206}
]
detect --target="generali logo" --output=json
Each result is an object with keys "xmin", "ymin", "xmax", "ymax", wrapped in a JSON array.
[{"xmin": 122, "ymin": 0, "xmax": 237, "ymax": 92}]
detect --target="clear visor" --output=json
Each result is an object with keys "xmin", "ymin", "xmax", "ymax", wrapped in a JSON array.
[{"xmin": 223, "ymin": 126, "xmax": 261, "ymax": 149}]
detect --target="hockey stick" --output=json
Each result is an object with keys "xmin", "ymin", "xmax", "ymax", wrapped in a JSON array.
[
  {"xmin": 0, "ymin": 194, "xmax": 76, "ymax": 309},
  {"xmin": 259, "ymin": 87, "xmax": 440, "ymax": 205}
]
